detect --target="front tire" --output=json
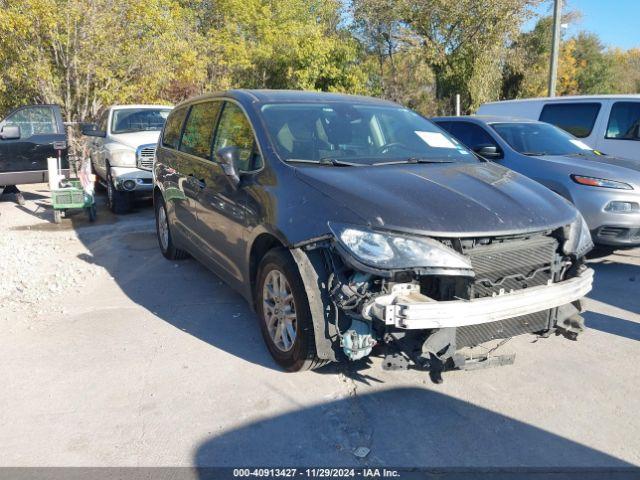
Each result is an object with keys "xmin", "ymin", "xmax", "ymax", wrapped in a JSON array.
[
  {"xmin": 106, "ymin": 168, "xmax": 133, "ymax": 214},
  {"xmin": 256, "ymin": 248, "xmax": 325, "ymax": 371},
  {"xmin": 155, "ymin": 195, "xmax": 188, "ymax": 260}
]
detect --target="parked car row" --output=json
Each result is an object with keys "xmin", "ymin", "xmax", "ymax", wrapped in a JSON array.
[{"xmin": 478, "ymin": 95, "xmax": 640, "ymax": 160}]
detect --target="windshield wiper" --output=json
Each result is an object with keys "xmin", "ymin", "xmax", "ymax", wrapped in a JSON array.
[
  {"xmin": 521, "ymin": 151, "xmax": 548, "ymax": 156},
  {"xmin": 287, "ymin": 158, "xmax": 361, "ymax": 167},
  {"xmin": 372, "ymin": 157, "xmax": 454, "ymax": 166}
]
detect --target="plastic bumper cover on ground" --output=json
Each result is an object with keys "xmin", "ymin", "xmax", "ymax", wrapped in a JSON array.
[{"xmin": 375, "ymin": 268, "xmax": 594, "ymax": 329}]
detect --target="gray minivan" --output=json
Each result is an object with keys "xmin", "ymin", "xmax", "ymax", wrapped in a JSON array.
[{"xmin": 152, "ymin": 90, "xmax": 593, "ymax": 382}]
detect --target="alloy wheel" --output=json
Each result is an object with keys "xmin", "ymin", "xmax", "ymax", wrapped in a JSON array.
[
  {"xmin": 262, "ymin": 269, "xmax": 297, "ymax": 352},
  {"xmin": 157, "ymin": 205, "xmax": 169, "ymax": 252}
]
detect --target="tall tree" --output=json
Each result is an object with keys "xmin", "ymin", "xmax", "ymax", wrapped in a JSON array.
[
  {"xmin": 571, "ymin": 32, "xmax": 615, "ymax": 94},
  {"xmin": 404, "ymin": 0, "xmax": 538, "ymax": 113},
  {"xmin": 0, "ymin": 0, "xmax": 204, "ymax": 121},
  {"xmin": 351, "ymin": 0, "xmax": 436, "ymax": 112}
]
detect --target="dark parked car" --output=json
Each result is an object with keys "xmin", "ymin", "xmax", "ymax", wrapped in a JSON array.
[
  {"xmin": 153, "ymin": 90, "xmax": 594, "ymax": 381},
  {"xmin": 0, "ymin": 104, "xmax": 68, "ymax": 203}
]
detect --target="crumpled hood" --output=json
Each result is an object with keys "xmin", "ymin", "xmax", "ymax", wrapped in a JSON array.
[
  {"xmin": 109, "ymin": 131, "xmax": 160, "ymax": 150},
  {"xmin": 294, "ymin": 162, "xmax": 578, "ymax": 237}
]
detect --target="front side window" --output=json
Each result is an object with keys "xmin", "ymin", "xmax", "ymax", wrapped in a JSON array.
[
  {"xmin": 260, "ymin": 103, "xmax": 475, "ymax": 165},
  {"xmin": 539, "ymin": 103, "xmax": 601, "ymax": 138},
  {"xmin": 213, "ymin": 102, "xmax": 260, "ymax": 172},
  {"xmin": 606, "ymin": 102, "xmax": 640, "ymax": 140},
  {"xmin": 162, "ymin": 107, "xmax": 189, "ymax": 150},
  {"xmin": 4, "ymin": 106, "xmax": 56, "ymax": 138},
  {"xmin": 179, "ymin": 101, "xmax": 222, "ymax": 159},
  {"xmin": 111, "ymin": 108, "xmax": 171, "ymax": 134},
  {"xmin": 491, "ymin": 122, "xmax": 594, "ymax": 156}
]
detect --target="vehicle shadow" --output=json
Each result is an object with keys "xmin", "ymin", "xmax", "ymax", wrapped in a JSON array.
[
  {"xmin": 193, "ymin": 387, "xmax": 633, "ymax": 468},
  {"xmin": 583, "ymin": 252, "xmax": 639, "ymax": 341},
  {"xmin": 584, "ymin": 312, "xmax": 640, "ymax": 341},
  {"xmin": 71, "ymin": 195, "xmax": 282, "ymax": 371}
]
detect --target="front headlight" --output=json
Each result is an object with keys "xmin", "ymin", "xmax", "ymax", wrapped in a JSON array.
[
  {"xmin": 109, "ymin": 149, "xmax": 136, "ymax": 167},
  {"xmin": 563, "ymin": 213, "xmax": 594, "ymax": 257},
  {"xmin": 571, "ymin": 175, "xmax": 633, "ymax": 190},
  {"xmin": 329, "ymin": 223, "xmax": 473, "ymax": 274}
]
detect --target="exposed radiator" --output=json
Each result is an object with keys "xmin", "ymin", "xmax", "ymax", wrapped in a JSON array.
[
  {"xmin": 455, "ymin": 235, "xmax": 559, "ymax": 347},
  {"xmin": 467, "ymin": 235, "xmax": 558, "ymax": 299},
  {"xmin": 456, "ymin": 310, "xmax": 551, "ymax": 348}
]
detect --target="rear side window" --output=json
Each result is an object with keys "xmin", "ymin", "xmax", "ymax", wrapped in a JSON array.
[
  {"xmin": 162, "ymin": 107, "xmax": 189, "ymax": 149},
  {"xmin": 3, "ymin": 106, "xmax": 57, "ymax": 139},
  {"xmin": 445, "ymin": 122, "xmax": 498, "ymax": 150},
  {"xmin": 606, "ymin": 102, "xmax": 640, "ymax": 140},
  {"xmin": 179, "ymin": 101, "xmax": 222, "ymax": 159},
  {"xmin": 539, "ymin": 103, "xmax": 601, "ymax": 138}
]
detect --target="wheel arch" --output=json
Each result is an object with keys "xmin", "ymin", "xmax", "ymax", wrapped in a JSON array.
[{"xmin": 249, "ymin": 233, "xmax": 286, "ymax": 306}]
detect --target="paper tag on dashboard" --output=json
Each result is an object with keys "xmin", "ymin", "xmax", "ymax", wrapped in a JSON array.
[
  {"xmin": 415, "ymin": 131, "xmax": 457, "ymax": 148},
  {"xmin": 569, "ymin": 139, "xmax": 592, "ymax": 150}
]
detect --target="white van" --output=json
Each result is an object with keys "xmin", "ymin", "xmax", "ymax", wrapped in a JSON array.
[{"xmin": 477, "ymin": 95, "xmax": 640, "ymax": 161}]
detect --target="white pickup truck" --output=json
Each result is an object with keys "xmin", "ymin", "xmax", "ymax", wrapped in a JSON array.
[{"xmin": 82, "ymin": 104, "xmax": 172, "ymax": 213}]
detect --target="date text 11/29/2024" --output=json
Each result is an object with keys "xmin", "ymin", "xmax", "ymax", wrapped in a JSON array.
[{"xmin": 232, "ymin": 468, "xmax": 400, "ymax": 478}]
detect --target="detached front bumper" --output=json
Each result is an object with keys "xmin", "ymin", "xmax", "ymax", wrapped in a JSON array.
[{"xmin": 371, "ymin": 268, "xmax": 594, "ymax": 329}]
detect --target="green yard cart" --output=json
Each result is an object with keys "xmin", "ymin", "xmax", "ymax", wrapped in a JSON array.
[
  {"xmin": 51, "ymin": 178, "xmax": 96, "ymax": 224},
  {"xmin": 49, "ymin": 142, "xmax": 96, "ymax": 224}
]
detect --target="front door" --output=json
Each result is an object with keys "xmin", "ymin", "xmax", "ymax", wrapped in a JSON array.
[{"xmin": 195, "ymin": 101, "xmax": 262, "ymax": 286}]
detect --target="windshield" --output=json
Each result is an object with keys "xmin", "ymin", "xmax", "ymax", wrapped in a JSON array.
[
  {"xmin": 111, "ymin": 108, "xmax": 171, "ymax": 134},
  {"xmin": 259, "ymin": 103, "xmax": 477, "ymax": 165},
  {"xmin": 491, "ymin": 122, "xmax": 594, "ymax": 156}
]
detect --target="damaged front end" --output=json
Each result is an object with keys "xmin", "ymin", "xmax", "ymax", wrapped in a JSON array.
[{"xmin": 299, "ymin": 217, "xmax": 594, "ymax": 382}]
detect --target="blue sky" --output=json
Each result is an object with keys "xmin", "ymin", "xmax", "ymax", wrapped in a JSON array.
[{"xmin": 525, "ymin": 0, "xmax": 640, "ymax": 50}]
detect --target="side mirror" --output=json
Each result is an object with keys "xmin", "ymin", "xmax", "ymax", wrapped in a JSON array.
[
  {"xmin": 473, "ymin": 144, "xmax": 502, "ymax": 160},
  {"xmin": 0, "ymin": 125, "xmax": 21, "ymax": 140},
  {"xmin": 215, "ymin": 146, "xmax": 241, "ymax": 187},
  {"xmin": 81, "ymin": 123, "xmax": 106, "ymax": 137}
]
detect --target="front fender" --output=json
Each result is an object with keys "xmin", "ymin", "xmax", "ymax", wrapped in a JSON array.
[{"xmin": 290, "ymin": 247, "xmax": 339, "ymax": 362}]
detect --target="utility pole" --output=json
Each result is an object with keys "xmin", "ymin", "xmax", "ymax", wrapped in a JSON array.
[{"xmin": 548, "ymin": 0, "xmax": 563, "ymax": 97}]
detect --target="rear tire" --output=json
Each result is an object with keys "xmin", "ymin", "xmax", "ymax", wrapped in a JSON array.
[
  {"xmin": 256, "ymin": 248, "xmax": 326, "ymax": 371},
  {"xmin": 91, "ymin": 160, "xmax": 105, "ymax": 192},
  {"xmin": 155, "ymin": 195, "xmax": 189, "ymax": 260},
  {"xmin": 107, "ymin": 168, "xmax": 133, "ymax": 214}
]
